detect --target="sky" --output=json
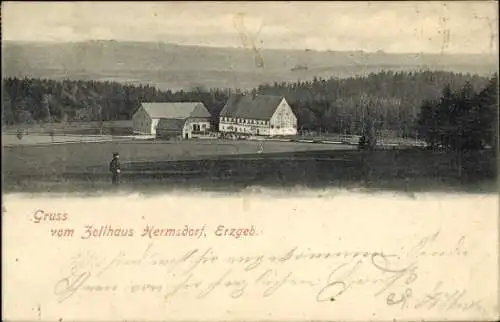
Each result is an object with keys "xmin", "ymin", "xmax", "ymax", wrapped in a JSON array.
[{"xmin": 2, "ymin": 1, "xmax": 498, "ymax": 54}]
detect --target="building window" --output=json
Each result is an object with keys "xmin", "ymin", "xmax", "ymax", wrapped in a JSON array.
[{"xmin": 271, "ymin": 125, "xmax": 274, "ymax": 129}]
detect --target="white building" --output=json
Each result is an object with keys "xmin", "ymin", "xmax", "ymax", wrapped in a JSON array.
[
  {"xmin": 132, "ymin": 102, "xmax": 211, "ymax": 138},
  {"xmin": 218, "ymin": 94, "xmax": 297, "ymax": 136}
]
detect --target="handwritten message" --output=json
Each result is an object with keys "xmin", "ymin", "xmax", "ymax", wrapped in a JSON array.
[
  {"xmin": 52, "ymin": 232, "xmax": 483, "ymax": 312},
  {"xmin": 28, "ymin": 208, "xmax": 486, "ymax": 314}
]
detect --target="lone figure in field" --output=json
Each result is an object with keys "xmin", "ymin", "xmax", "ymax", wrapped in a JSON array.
[
  {"xmin": 257, "ymin": 143, "xmax": 264, "ymax": 154},
  {"xmin": 109, "ymin": 152, "xmax": 121, "ymax": 185}
]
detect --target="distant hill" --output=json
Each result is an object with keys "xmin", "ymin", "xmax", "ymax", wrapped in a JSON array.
[{"xmin": 2, "ymin": 40, "xmax": 498, "ymax": 90}]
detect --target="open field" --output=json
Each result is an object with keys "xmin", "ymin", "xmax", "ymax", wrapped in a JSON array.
[
  {"xmin": 3, "ymin": 139, "xmax": 355, "ymax": 174},
  {"xmin": 2, "ymin": 133, "xmax": 122, "ymax": 146},
  {"xmin": 2, "ymin": 120, "xmax": 133, "ymax": 135},
  {"xmin": 2, "ymin": 121, "xmax": 135, "ymax": 146},
  {"xmin": 3, "ymin": 139, "xmax": 496, "ymax": 194}
]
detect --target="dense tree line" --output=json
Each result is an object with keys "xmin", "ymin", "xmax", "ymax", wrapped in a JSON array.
[
  {"xmin": 417, "ymin": 75, "xmax": 498, "ymax": 151},
  {"xmin": 2, "ymin": 71, "xmax": 494, "ymax": 140},
  {"xmin": 1, "ymin": 78, "xmax": 230, "ymax": 129},
  {"xmin": 256, "ymin": 71, "xmax": 491, "ymax": 137}
]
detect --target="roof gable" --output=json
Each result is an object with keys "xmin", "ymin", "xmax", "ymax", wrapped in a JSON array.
[
  {"xmin": 220, "ymin": 94, "xmax": 284, "ymax": 120},
  {"xmin": 140, "ymin": 102, "xmax": 210, "ymax": 119}
]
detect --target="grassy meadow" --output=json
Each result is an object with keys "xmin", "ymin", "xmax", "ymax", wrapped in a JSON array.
[{"xmin": 3, "ymin": 138, "xmax": 496, "ymax": 194}]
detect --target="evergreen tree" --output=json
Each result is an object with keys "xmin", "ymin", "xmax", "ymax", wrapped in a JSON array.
[
  {"xmin": 40, "ymin": 94, "xmax": 52, "ymax": 122},
  {"xmin": 13, "ymin": 97, "xmax": 33, "ymax": 124},
  {"xmin": 2, "ymin": 89, "xmax": 15, "ymax": 125},
  {"xmin": 416, "ymin": 76, "xmax": 497, "ymax": 151}
]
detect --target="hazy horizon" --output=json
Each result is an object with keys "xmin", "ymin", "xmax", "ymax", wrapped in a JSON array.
[
  {"xmin": 3, "ymin": 39, "xmax": 499, "ymax": 56},
  {"xmin": 2, "ymin": 1, "xmax": 498, "ymax": 55}
]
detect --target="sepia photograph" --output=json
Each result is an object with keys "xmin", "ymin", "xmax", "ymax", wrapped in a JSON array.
[
  {"xmin": 2, "ymin": 1, "xmax": 498, "ymax": 194},
  {"xmin": 2, "ymin": 1, "xmax": 499, "ymax": 321}
]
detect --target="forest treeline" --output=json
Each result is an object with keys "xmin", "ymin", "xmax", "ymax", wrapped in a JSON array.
[
  {"xmin": 417, "ymin": 76, "xmax": 497, "ymax": 150},
  {"xmin": 2, "ymin": 70, "xmax": 496, "ymax": 141}
]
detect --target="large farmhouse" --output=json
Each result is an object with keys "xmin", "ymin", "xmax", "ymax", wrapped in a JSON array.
[
  {"xmin": 132, "ymin": 102, "xmax": 211, "ymax": 138},
  {"xmin": 218, "ymin": 94, "xmax": 297, "ymax": 136}
]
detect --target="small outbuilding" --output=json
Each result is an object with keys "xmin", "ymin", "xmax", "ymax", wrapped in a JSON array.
[{"xmin": 132, "ymin": 102, "xmax": 211, "ymax": 139}]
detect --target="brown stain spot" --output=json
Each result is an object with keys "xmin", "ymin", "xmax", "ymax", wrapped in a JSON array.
[{"xmin": 233, "ymin": 13, "xmax": 265, "ymax": 69}]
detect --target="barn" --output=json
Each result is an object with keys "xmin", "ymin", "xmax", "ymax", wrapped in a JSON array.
[
  {"xmin": 132, "ymin": 102, "xmax": 211, "ymax": 138},
  {"xmin": 218, "ymin": 94, "xmax": 297, "ymax": 137}
]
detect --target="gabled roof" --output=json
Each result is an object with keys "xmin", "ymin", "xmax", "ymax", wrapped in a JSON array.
[
  {"xmin": 156, "ymin": 118, "xmax": 185, "ymax": 131},
  {"xmin": 140, "ymin": 102, "xmax": 211, "ymax": 119},
  {"xmin": 220, "ymin": 94, "xmax": 285, "ymax": 120}
]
